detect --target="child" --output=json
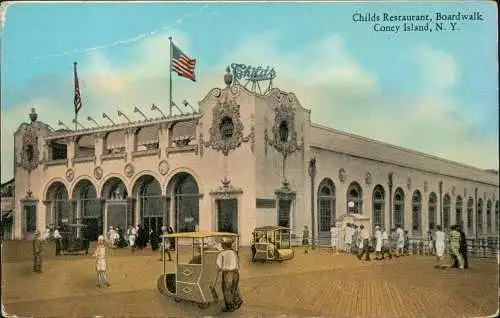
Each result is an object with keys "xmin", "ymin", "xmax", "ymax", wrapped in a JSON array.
[{"xmin": 93, "ymin": 235, "xmax": 110, "ymax": 288}]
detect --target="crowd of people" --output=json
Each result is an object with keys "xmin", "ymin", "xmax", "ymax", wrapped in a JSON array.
[{"xmin": 301, "ymin": 223, "xmax": 469, "ymax": 269}]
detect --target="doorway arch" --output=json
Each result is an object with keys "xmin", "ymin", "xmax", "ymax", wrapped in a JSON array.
[
  {"xmin": 101, "ymin": 177, "xmax": 129, "ymax": 235},
  {"xmin": 132, "ymin": 175, "xmax": 163, "ymax": 235},
  {"xmin": 166, "ymin": 172, "xmax": 200, "ymax": 232},
  {"xmin": 45, "ymin": 181, "xmax": 71, "ymax": 227},
  {"xmin": 73, "ymin": 179, "xmax": 101, "ymax": 241},
  {"xmin": 317, "ymin": 178, "xmax": 336, "ymax": 244}
]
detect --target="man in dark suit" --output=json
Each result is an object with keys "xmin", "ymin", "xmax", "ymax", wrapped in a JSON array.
[{"xmin": 452, "ymin": 225, "xmax": 469, "ymax": 269}]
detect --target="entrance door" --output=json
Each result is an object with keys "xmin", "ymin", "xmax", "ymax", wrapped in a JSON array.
[
  {"xmin": 278, "ymin": 200, "xmax": 292, "ymax": 228},
  {"xmin": 82, "ymin": 217, "xmax": 100, "ymax": 241},
  {"xmin": 107, "ymin": 203, "xmax": 128, "ymax": 231},
  {"xmin": 217, "ymin": 199, "xmax": 238, "ymax": 233},
  {"xmin": 24, "ymin": 204, "xmax": 37, "ymax": 238}
]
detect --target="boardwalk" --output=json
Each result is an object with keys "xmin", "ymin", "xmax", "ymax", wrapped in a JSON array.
[{"xmin": 2, "ymin": 241, "xmax": 498, "ymax": 317}]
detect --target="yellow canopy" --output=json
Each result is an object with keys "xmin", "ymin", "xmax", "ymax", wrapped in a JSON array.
[{"xmin": 164, "ymin": 231, "xmax": 239, "ymax": 239}]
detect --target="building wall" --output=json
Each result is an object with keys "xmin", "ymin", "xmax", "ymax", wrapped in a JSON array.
[{"xmin": 10, "ymin": 84, "xmax": 499, "ymax": 244}]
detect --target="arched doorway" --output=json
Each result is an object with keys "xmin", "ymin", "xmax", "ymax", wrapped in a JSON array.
[
  {"xmin": 443, "ymin": 194, "xmax": 451, "ymax": 230},
  {"xmin": 393, "ymin": 188, "xmax": 405, "ymax": 229},
  {"xmin": 412, "ymin": 190, "xmax": 422, "ymax": 236},
  {"xmin": 101, "ymin": 177, "xmax": 129, "ymax": 235},
  {"xmin": 73, "ymin": 179, "xmax": 101, "ymax": 241},
  {"xmin": 132, "ymin": 175, "xmax": 163, "ymax": 236},
  {"xmin": 317, "ymin": 178, "xmax": 336, "ymax": 244},
  {"xmin": 166, "ymin": 172, "xmax": 200, "ymax": 233},
  {"xmin": 466, "ymin": 197, "xmax": 474, "ymax": 234},
  {"xmin": 346, "ymin": 182, "xmax": 363, "ymax": 214},
  {"xmin": 428, "ymin": 192, "xmax": 437, "ymax": 230},
  {"xmin": 45, "ymin": 181, "xmax": 72, "ymax": 227},
  {"xmin": 455, "ymin": 196, "xmax": 463, "ymax": 229},
  {"xmin": 372, "ymin": 185, "xmax": 385, "ymax": 232}
]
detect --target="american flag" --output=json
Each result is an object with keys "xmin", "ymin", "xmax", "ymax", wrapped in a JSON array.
[
  {"xmin": 73, "ymin": 62, "xmax": 82, "ymax": 114},
  {"xmin": 171, "ymin": 43, "xmax": 196, "ymax": 82}
]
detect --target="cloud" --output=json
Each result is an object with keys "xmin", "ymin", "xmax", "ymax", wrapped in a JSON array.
[{"xmin": 1, "ymin": 31, "xmax": 498, "ymax": 183}]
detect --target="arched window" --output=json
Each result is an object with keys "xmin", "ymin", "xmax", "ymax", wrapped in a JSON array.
[
  {"xmin": 220, "ymin": 116, "xmax": 234, "ymax": 140},
  {"xmin": 372, "ymin": 185, "xmax": 385, "ymax": 232},
  {"xmin": 443, "ymin": 194, "xmax": 451, "ymax": 230},
  {"xmin": 393, "ymin": 188, "xmax": 405, "ymax": 229},
  {"xmin": 428, "ymin": 192, "xmax": 437, "ymax": 230},
  {"xmin": 486, "ymin": 200, "xmax": 492, "ymax": 233},
  {"xmin": 477, "ymin": 198, "xmax": 483, "ymax": 234},
  {"xmin": 455, "ymin": 196, "xmax": 463, "ymax": 229},
  {"xmin": 412, "ymin": 190, "xmax": 422, "ymax": 235},
  {"xmin": 318, "ymin": 179, "xmax": 336, "ymax": 233},
  {"xmin": 346, "ymin": 182, "xmax": 363, "ymax": 214},
  {"xmin": 466, "ymin": 198, "xmax": 474, "ymax": 234}
]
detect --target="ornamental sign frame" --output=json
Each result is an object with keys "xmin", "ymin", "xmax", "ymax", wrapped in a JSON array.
[{"xmin": 230, "ymin": 63, "xmax": 276, "ymax": 94}]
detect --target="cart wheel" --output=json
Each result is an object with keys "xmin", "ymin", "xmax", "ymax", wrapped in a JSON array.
[
  {"xmin": 198, "ymin": 303, "xmax": 210, "ymax": 309},
  {"xmin": 157, "ymin": 274, "xmax": 168, "ymax": 295}
]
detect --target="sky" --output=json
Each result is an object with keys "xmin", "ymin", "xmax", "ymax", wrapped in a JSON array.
[{"xmin": 1, "ymin": 1, "xmax": 498, "ymax": 183}]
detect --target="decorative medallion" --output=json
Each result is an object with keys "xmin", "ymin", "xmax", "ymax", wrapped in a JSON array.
[
  {"xmin": 339, "ymin": 168, "xmax": 346, "ymax": 183},
  {"xmin": 159, "ymin": 160, "xmax": 169, "ymax": 176},
  {"xmin": 406, "ymin": 178, "xmax": 412, "ymax": 190},
  {"xmin": 20, "ymin": 109, "xmax": 41, "ymax": 172},
  {"xmin": 424, "ymin": 181, "xmax": 428, "ymax": 193},
  {"xmin": 365, "ymin": 172, "xmax": 372, "ymax": 185},
  {"xmin": 264, "ymin": 91, "xmax": 302, "ymax": 158},
  {"xmin": 94, "ymin": 167, "xmax": 103, "ymax": 180},
  {"xmin": 65, "ymin": 169, "xmax": 75, "ymax": 182},
  {"xmin": 209, "ymin": 177, "xmax": 243, "ymax": 199},
  {"xmin": 451, "ymin": 186, "xmax": 456, "ymax": 196},
  {"xmin": 124, "ymin": 163, "xmax": 135, "ymax": 178},
  {"xmin": 203, "ymin": 95, "xmax": 248, "ymax": 156}
]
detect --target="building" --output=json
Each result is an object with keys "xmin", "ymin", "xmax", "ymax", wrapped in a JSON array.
[
  {"xmin": 1, "ymin": 179, "xmax": 14, "ymax": 240},
  {"xmin": 9, "ymin": 69, "xmax": 499, "ymax": 245}
]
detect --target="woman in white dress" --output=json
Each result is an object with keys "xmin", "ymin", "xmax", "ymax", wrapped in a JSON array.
[
  {"xmin": 93, "ymin": 235, "xmax": 110, "ymax": 288},
  {"xmin": 374, "ymin": 226, "xmax": 382, "ymax": 260},
  {"xmin": 128, "ymin": 225, "xmax": 137, "ymax": 251},
  {"xmin": 434, "ymin": 225, "xmax": 446, "ymax": 269}
]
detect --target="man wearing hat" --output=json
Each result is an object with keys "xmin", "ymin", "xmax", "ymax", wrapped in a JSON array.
[
  {"xmin": 216, "ymin": 237, "xmax": 243, "ymax": 312},
  {"xmin": 32, "ymin": 230, "xmax": 43, "ymax": 273}
]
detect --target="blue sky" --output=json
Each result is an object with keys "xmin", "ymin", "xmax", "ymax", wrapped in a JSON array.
[{"xmin": 1, "ymin": 1, "xmax": 498, "ymax": 182}]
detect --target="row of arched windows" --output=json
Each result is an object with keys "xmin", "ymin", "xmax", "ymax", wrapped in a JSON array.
[{"xmin": 317, "ymin": 178, "xmax": 498, "ymax": 236}]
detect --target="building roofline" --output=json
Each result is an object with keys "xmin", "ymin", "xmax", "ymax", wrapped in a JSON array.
[
  {"xmin": 310, "ymin": 122, "xmax": 497, "ymax": 174},
  {"xmin": 44, "ymin": 112, "xmax": 202, "ymax": 140}
]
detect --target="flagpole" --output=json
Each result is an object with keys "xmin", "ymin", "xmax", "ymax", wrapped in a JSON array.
[
  {"xmin": 74, "ymin": 62, "xmax": 78, "ymax": 131},
  {"xmin": 168, "ymin": 37, "xmax": 173, "ymax": 117}
]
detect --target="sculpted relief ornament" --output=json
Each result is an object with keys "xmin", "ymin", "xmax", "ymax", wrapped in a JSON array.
[
  {"xmin": 159, "ymin": 160, "xmax": 169, "ymax": 176},
  {"xmin": 65, "ymin": 169, "xmax": 75, "ymax": 182},
  {"xmin": 124, "ymin": 164, "xmax": 135, "ymax": 178},
  {"xmin": 19, "ymin": 109, "xmax": 41, "ymax": 172},
  {"xmin": 201, "ymin": 88, "xmax": 255, "ymax": 157},
  {"xmin": 94, "ymin": 167, "xmax": 103, "ymax": 180},
  {"xmin": 264, "ymin": 90, "xmax": 303, "ymax": 158},
  {"xmin": 339, "ymin": 168, "xmax": 346, "ymax": 183}
]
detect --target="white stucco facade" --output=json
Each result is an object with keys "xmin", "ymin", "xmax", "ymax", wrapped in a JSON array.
[{"xmin": 9, "ymin": 80, "xmax": 499, "ymax": 245}]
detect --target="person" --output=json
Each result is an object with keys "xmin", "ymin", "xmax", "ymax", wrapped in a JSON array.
[
  {"xmin": 32, "ymin": 230, "xmax": 43, "ymax": 273},
  {"xmin": 330, "ymin": 224, "xmax": 338, "ymax": 254},
  {"xmin": 357, "ymin": 225, "xmax": 371, "ymax": 261},
  {"xmin": 216, "ymin": 238, "xmax": 243, "ymax": 312},
  {"xmin": 53, "ymin": 227, "xmax": 62, "ymax": 256},
  {"xmin": 396, "ymin": 225, "xmax": 405, "ymax": 257},
  {"xmin": 403, "ymin": 230, "xmax": 410, "ymax": 256},
  {"xmin": 381, "ymin": 227, "xmax": 392, "ymax": 259},
  {"xmin": 93, "ymin": 235, "xmax": 110, "ymax": 288},
  {"xmin": 167, "ymin": 225, "xmax": 175, "ymax": 251},
  {"xmin": 301, "ymin": 226, "xmax": 310, "ymax": 254},
  {"xmin": 344, "ymin": 224, "xmax": 353, "ymax": 253},
  {"xmin": 458, "ymin": 225, "xmax": 469, "ymax": 269},
  {"xmin": 424, "ymin": 230, "xmax": 433, "ymax": 256},
  {"xmin": 136, "ymin": 224, "xmax": 146, "ymax": 250},
  {"xmin": 352, "ymin": 225, "xmax": 360, "ymax": 254},
  {"xmin": 116, "ymin": 227, "xmax": 128, "ymax": 248},
  {"xmin": 150, "ymin": 229, "xmax": 160, "ymax": 251},
  {"xmin": 250, "ymin": 232, "xmax": 257, "ymax": 262},
  {"xmin": 434, "ymin": 225, "xmax": 445, "ymax": 269},
  {"xmin": 374, "ymin": 226, "xmax": 382, "ymax": 260},
  {"xmin": 127, "ymin": 225, "xmax": 136, "ymax": 251},
  {"xmin": 43, "ymin": 227, "xmax": 51, "ymax": 241},
  {"xmin": 448, "ymin": 225, "xmax": 464, "ymax": 270},
  {"xmin": 160, "ymin": 226, "xmax": 172, "ymax": 262}
]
